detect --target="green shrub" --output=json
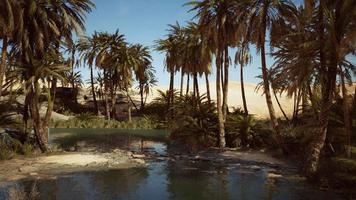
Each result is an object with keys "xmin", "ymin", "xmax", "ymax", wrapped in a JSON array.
[
  {"xmin": 50, "ymin": 114, "xmax": 159, "ymax": 129},
  {"xmin": 227, "ymin": 113, "xmax": 281, "ymax": 148},
  {"xmin": 0, "ymin": 142, "xmax": 12, "ymax": 160},
  {"xmin": 169, "ymin": 94, "xmax": 218, "ymax": 149},
  {"xmin": 21, "ymin": 143, "xmax": 33, "ymax": 156}
]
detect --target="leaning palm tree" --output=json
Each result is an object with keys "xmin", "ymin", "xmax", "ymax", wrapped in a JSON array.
[
  {"xmin": 11, "ymin": 0, "xmax": 94, "ymax": 152},
  {"xmin": 270, "ymin": 0, "xmax": 356, "ymax": 176}
]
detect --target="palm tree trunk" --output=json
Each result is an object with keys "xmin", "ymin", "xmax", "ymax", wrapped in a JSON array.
[
  {"xmin": 180, "ymin": 70, "xmax": 184, "ymax": 97},
  {"xmin": 186, "ymin": 74, "xmax": 190, "ymax": 95},
  {"xmin": 216, "ymin": 51, "xmax": 226, "ymax": 148},
  {"xmin": 194, "ymin": 73, "xmax": 199, "ymax": 98},
  {"xmin": 0, "ymin": 37, "xmax": 8, "ymax": 97},
  {"xmin": 167, "ymin": 71, "xmax": 174, "ymax": 119},
  {"xmin": 240, "ymin": 63, "xmax": 248, "ymax": 115},
  {"xmin": 90, "ymin": 65, "xmax": 99, "ymax": 115},
  {"xmin": 45, "ymin": 77, "xmax": 57, "ymax": 124},
  {"xmin": 222, "ymin": 46, "xmax": 229, "ymax": 121},
  {"xmin": 111, "ymin": 89, "xmax": 117, "ymax": 119},
  {"xmin": 260, "ymin": 1, "xmax": 282, "ymax": 145},
  {"xmin": 353, "ymin": 87, "xmax": 356, "ymax": 113},
  {"xmin": 104, "ymin": 70, "xmax": 110, "ymax": 120},
  {"xmin": 169, "ymin": 71, "xmax": 174, "ymax": 104},
  {"xmin": 140, "ymin": 83, "xmax": 144, "ymax": 110},
  {"xmin": 272, "ymin": 87, "xmax": 289, "ymax": 121},
  {"xmin": 304, "ymin": 0, "xmax": 337, "ymax": 177},
  {"xmin": 341, "ymin": 71, "xmax": 351, "ymax": 158},
  {"xmin": 29, "ymin": 83, "xmax": 51, "ymax": 152},
  {"xmin": 71, "ymin": 49, "xmax": 75, "ymax": 90},
  {"xmin": 193, "ymin": 75, "xmax": 196, "ymax": 97},
  {"xmin": 205, "ymin": 73, "xmax": 211, "ymax": 103}
]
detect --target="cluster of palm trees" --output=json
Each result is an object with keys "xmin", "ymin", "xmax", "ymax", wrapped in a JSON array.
[
  {"xmin": 0, "ymin": 1, "xmax": 157, "ymax": 153},
  {"xmin": 157, "ymin": 0, "xmax": 355, "ymax": 177},
  {"xmin": 77, "ymin": 30, "xmax": 156, "ymax": 119},
  {"xmin": 0, "ymin": 0, "xmax": 95, "ymax": 152}
]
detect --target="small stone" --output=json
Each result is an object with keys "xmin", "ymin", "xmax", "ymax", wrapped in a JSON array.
[
  {"xmin": 267, "ymin": 172, "xmax": 282, "ymax": 178},
  {"xmin": 132, "ymin": 154, "xmax": 146, "ymax": 158},
  {"xmin": 113, "ymin": 149, "xmax": 121, "ymax": 153},
  {"xmin": 29, "ymin": 173, "xmax": 38, "ymax": 176}
]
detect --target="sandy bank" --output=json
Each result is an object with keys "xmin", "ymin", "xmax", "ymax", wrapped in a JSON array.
[{"xmin": 0, "ymin": 150, "xmax": 146, "ymax": 183}]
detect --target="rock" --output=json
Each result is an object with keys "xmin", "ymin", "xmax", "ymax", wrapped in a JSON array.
[
  {"xmin": 132, "ymin": 154, "xmax": 146, "ymax": 158},
  {"xmin": 250, "ymin": 165, "xmax": 261, "ymax": 170},
  {"xmin": 267, "ymin": 172, "xmax": 282, "ymax": 178},
  {"xmin": 132, "ymin": 159, "xmax": 145, "ymax": 164},
  {"xmin": 113, "ymin": 149, "xmax": 122, "ymax": 153},
  {"xmin": 76, "ymin": 141, "xmax": 86, "ymax": 147},
  {"xmin": 69, "ymin": 147, "xmax": 76, "ymax": 152},
  {"xmin": 156, "ymin": 157, "xmax": 167, "ymax": 161},
  {"xmin": 29, "ymin": 172, "xmax": 38, "ymax": 176}
]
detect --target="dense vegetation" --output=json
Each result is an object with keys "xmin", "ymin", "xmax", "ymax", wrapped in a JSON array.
[{"xmin": 0, "ymin": 0, "xmax": 355, "ymax": 188}]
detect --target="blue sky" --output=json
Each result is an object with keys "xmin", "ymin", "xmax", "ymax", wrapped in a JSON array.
[
  {"xmin": 78, "ymin": 0, "xmax": 353, "ymax": 87},
  {"xmin": 79, "ymin": 0, "xmax": 260, "ymax": 86}
]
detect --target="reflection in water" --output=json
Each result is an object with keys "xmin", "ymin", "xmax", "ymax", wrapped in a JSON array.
[
  {"xmin": 0, "ymin": 129, "xmax": 346, "ymax": 200},
  {"xmin": 0, "ymin": 159, "xmax": 345, "ymax": 200}
]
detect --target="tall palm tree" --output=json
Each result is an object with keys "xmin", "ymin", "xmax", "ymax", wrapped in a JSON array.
[
  {"xmin": 238, "ymin": 0, "xmax": 294, "ymax": 149},
  {"xmin": 12, "ymin": 0, "xmax": 94, "ymax": 152},
  {"xmin": 188, "ymin": 0, "xmax": 238, "ymax": 147},
  {"xmin": 270, "ymin": 0, "xmax": 355, "ymax": 175},
  {"xmin": 303, "ymin": 0, "xmax": 356, "ymax": 176},
  {"xmin": 132, "ymin": 44, "xmax": 156, "ymax": 110},
  {"xmin": 155, "ymin": 23, "xmax": 184, "ymax": 114},
  {"xmin": 78, "ymin": 34, "xmax": 100, "ymax": 114},
  {"xmin": 0, "ymin": 0, "xmax": 20, "ymax": 97},
  {"xmin": 235, "ymin": 44, "xmax": 251, "ymax": 115}
]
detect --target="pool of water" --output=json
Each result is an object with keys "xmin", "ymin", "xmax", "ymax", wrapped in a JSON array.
[{"xmin": 0, "ymin": 129, "xmax": 349, "ymax": 200}]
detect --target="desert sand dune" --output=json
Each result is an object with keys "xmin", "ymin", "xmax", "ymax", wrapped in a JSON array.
[{"xmin": 143, "ymin": 81, "xmax": 295, "ymax": 119}]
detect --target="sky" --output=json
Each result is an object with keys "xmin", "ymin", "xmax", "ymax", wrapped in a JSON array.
[{"xmin": 78, "ymin": 0, "xmax": 354, "ymax": 87}]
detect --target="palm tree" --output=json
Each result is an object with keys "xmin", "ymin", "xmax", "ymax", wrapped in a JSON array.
[
  {"xmin": 11, "ymin": 0, "xmax": 94, "ymax": 152},
  {"xmin": 78, "ymin": 34, "xmax": 100, "ymax": 114},
  {"xmin": 132, "ymin": 45, "xmax": 156, "ymax": 110},
  {"xmin": 188, "ymin": 0, "xmax": 238, "ymax": 147},
  {"xmin": 235, "ymin": 44, "xmax": 251, "ymax": 116},
  {"xmin": 155, "ymin": 23, "xmax": 184, "ymax": 114},
  {"xmin": 0, "ymin": 0, "xmax": 20, "ymax": 97},
  {"xmin": 65, "ymin": 41, "xmax": 79, "ymax": 90},
  {"xmin": 303, "ymin": 0, "xmax": 356, "ymax": 176},
  {"xmin": 238, "ymin": 0, "xmax": 295, "ymax": 150},
  {"xmin": 270, "ymin": 0, "xmax": 356, "ymax": 176}
]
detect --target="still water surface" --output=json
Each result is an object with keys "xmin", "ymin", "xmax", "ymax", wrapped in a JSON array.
[{"xmin": 0, "ymin": 129, "xmax": 347, "ymax": 200}]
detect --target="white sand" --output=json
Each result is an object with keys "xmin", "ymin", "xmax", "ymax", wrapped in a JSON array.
[
  {"xmin": 142, "ymin": 81, "xmax": 355, "ymax": 118},
  {"xmin": 40, "ymin": 154, "xmax": 109, "ymax": 166},
  {"xmin": 141, "ymin": 81, "xmax": 294, "ymax": 118}
]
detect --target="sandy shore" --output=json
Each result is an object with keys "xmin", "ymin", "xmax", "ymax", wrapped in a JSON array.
[{"xmin": 0, "ymin": 150, "xmax": 146, "ymax": 183}]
